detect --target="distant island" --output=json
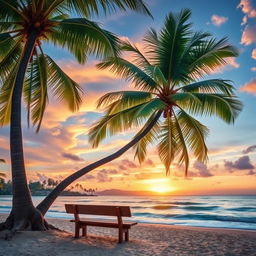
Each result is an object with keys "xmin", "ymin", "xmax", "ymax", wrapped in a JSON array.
[{"xmin": 0, "ymin": 178, "xmax": 97, "ymax": 196}]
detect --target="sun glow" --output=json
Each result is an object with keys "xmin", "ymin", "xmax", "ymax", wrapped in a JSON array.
[
  {"xmin": 150, "ymin": 184, "xmax": 175, "ymax": 194},
  {"xmin": 142, "ymin": 178, "xmax": 176, "ymax": 194}
]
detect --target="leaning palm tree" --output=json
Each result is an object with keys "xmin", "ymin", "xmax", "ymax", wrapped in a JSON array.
[
  {"xmin": 36, "ymin": 9, "xmax": 242, "ymax": 215},
  {"xmin": 0, "ymin": 0, "xmax": 151, "ymax": 232}
]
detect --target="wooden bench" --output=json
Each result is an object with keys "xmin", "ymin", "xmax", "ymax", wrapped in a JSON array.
[{"xmin": 65, "ymin": 204, "xmax": 137, "ymax": 243}]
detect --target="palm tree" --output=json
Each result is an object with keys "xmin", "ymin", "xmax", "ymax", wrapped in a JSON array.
[
  {"xmin": 37, "ymin": 9, "xmax": 242, "ymax": 215},
  {"xmin": 0, "ymin": 158, "xmax": 6, "ymax": 178},
  {"xmin": 0, "ymin": 0, "xmax": 151, "ymax": 232}
]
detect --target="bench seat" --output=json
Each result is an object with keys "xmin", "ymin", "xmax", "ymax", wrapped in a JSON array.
[{"xmin": 71, "ymin": 218, "xmax": 137, "ymax": 228}]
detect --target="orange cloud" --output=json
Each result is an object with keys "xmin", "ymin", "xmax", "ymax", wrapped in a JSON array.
[
  {"xmin": 251, "ymin": 67, "xmax": 256, "ymax": 71},
  {"xmin": 252, "ymin": 49, "xmax": 256, "ymax": 59},
  {"xmin": 238, "ymin": 0, "xmax": 256, "ymax": 18},
  {"xmin": 57, "ymin": 60, "xmax": 117, "ymax": 84},
  {"xmin": 240, "ymin": 78, "xmax": 256, "ymax": 94},
  {"xmin": 211, "ymin": 15, "xmax": 228, "ymax": 26},
  {"xmin": 241, "ymin": 25, "xmax": 256, "ymax": 45}
]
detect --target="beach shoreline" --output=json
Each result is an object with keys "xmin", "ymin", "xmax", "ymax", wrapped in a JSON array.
[{"xmin": 1, "ymin": 213, "xmax": 256, "ymax": 256}]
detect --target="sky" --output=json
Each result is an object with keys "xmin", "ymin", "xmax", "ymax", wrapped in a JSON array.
[{"xmin": 1, "ymin": 0, "xmax": 256, "ymax": 195}]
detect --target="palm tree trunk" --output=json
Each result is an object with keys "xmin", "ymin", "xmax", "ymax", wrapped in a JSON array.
[
  {"xmin": 37, "ymin": 110, "xmax": 162, "ymax": 215},
  {"xmin": 4, "ymin": 30, "xmax": 47, "ymax": 232}
]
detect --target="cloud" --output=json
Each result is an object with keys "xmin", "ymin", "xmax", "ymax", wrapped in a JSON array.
[
  {"xmin": 252, "ymin": 49, "xmax": 256, "ymax": 59},
  {"xmin": 82, "ymin": 168, "xmax": 118, "ymax": 183},
  {"xmin": 57, "ymin": 60, "xmax": 116, "ymax": 84},
  {"xmin": 96, "ymin": 169, "xmax": 114, "ymax": 183},
  {"xmin": 118, "ymin": 158, "xmax": 138, "ymax": 170},
  {"xmin": 191, "ymin": 161, "xmax": 213, "ymax": 177},
  {"xmin": 241, "ymin": 15, "xmax": 248, "ymax": 25},
  {"xmin": 240, "ymin": 78, "xmax": 256, "ymax": 94},
  {"xmin": 238, "ymin": 0, "xmax": 256, "ymax": 18},
  {"xmin": 224, "ymin": 156, "xmax": 254, "ymax": 170},
  {"xmin": 211, "ymin": 15, "xmax": 228, "ymax": 26},
  {"xmin": 241, "ymin": 25, "xmax": 256, "ymax": 45},
  {"xmin": 62, "ymin": 152, "xmax": 84, "ymax": 162},
  {"xmin": 251, "ymin": 67, "xmax": 256, "ymax": 71},
  {"xmin": 144, "ymin": 159, "xmax": 155, "ymax": 167},
  {"xmin": 242, "ymin": 145, "xmax": 256, "ymax": 154}
]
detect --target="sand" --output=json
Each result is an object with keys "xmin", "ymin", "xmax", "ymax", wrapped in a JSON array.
[{"xmin": 0, "ymin": 213, "xmax": 256, "ymax": 256}]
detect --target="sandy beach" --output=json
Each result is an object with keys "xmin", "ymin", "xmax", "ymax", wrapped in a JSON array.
[{"xmin": 0, "ymin": 213, "xmax": 256, "ymax": 256}]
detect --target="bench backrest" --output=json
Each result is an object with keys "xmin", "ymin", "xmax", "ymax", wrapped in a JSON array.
[{"xmin": 65, "ymin": 204, "xmax": 132, "ymax": 217}]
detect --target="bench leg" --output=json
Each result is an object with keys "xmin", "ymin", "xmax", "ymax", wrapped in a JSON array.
[
  {"xmin": 75, "ymin": 224, "xmax": 80, "ymax": 238},
  {"xmin": 125, "ymin": 230, "xmax": 129, "ymax": 242},
  {"xmin": 118, "ymin": 228, "xmax": 123, "ymax": 243},
  {"xmin": 82, "ymin": 226, "xmax": 87, "ymax": 237}
]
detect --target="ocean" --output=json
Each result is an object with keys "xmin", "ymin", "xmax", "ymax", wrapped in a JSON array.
[{"xmin": 0, "ymin": 195, "xmax": 256, "ymax": 230}]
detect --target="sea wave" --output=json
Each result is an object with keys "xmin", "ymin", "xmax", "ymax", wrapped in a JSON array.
[
  {"xmin": 182, "ymin": 206, "xmax": 219, "ymax": 211},
  {"xmin": 171, "ymin": 214, "xmax": 256, "ymax": 224},
  {"xmin": 227, "ymin": 207, "xmax": 256, "ymax": 212}
]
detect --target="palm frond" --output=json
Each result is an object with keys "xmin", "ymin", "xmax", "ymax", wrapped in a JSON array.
[
  {"xmin": 0, "ymin": 0, "xmax": 24, "ymax": 21},
  {"xmin": 188, "ymin": 37, "xmax": 239, "ymax": 79},
  {"xmin": 61, "ymin": 0, "xmax": 152, "ymax": 18},
  {"xmin": 143, "ymin": 28, "xmax": 158, "ymax": 64},
  {"xmin": 50, "ymin": 18, "xmax": 120, "ymax": 64},
  {"xmin": 177, "ymin": 109, "xmax": 208, "ymax": 163},
  {"xmin": 181, "ymin": 79, "xmax": 235, "ymax": 95},
  {"xmin": 172, "ymin": 112, "xmax": 189, "ymax": 176},
  {"xmin": 0, "ymin": 35, "xmax": 22, "ymax": 82},
  {"xmin": 24, "ymin": 53, "xmax": 48, "ymax": 132},
  {"xmin": 121, "ymin": 40, "xmax": 152, "ymax": 68},
  {"xmin": 157, "ymin": 9, "xmax": 192, "ymax": 83},
  {"xmin": 89, "ymin": 99, "xmax": 165, "ymax": 147},
  {"xmin": 97, "ymin": 91, "xmax": 153, "ymax": 112},
  {"xmin": 174, "ymin": 92, "xmax": 242, "ymax": 124},
  {"xmin": 97, "ymin": 57, "xmax": 158, "ymax": 92},
  {"xmin": 0, "ymin": 66, "xmax": 17, "ymax": 126},
  {"xmin": 158, "ymin": 115, "xmax": 177, "ymax": 174},
  {"xmin": 46, "ymin": 55, "xmax": 83, "ymax": 112},
  {"xmin": 133, "ymin": 112, "xmax": 161, "ymax": 163}
]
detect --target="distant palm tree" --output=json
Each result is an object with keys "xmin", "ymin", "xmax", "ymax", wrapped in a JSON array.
[
  {"xmin": 0, "ymin": 158, "xmax": 6, "ymax": 178},
  {"xmin": 0, "ymin": 0, "xmax": 151, "ymax": 231},
  {"xmin": 37, "ymin": 9, "xmax": 242, "ymax": 215}
]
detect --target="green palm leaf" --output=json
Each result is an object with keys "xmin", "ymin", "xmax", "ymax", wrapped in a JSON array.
[
  {"xmin": 0, "ymin": 36, "xmax": 22, "ymax": 82},
  {"xmin": 157, "ymin": 8, "xmax": 192, "ymax": 83},
  {"xmin": 50, "ymin": 18, "xmax": 120, "ymax": 64},
  {"xmin": 133, "ymin": 112, "xmax": 161, "ymax": 163},
  {"xmin": 188, "ymin": 37, "xmax": 239, "ymax": 79},
  {"xmin": 97, "ymin": 57, "xmax": 157, "ymax": 92},
  {"xmin": 46, "ymin": 55, "xmax": 83, "ymax": 112},
  {"xmin": 89, "ymin": 99, "xmax": 165, "ymax": 147},
  {"xmin": 97, "ymin": 91, "xmax": 153, "ymax": 113},
  {"xmin": 181, "ymin": 79, "xmax": 235, "ymax": 95},
  {"xmin": 0, "ymin": 65, "xmax": 18, "ymax": 126},
  {"xmin": 158, "ymin": 116, "xmax": 177, "ymax": 174},
  {"xmin": 62, "ymin": 0, "xmax": 152, "ymax": 17},
  {"xmin": 177, "ymin": 109, "xmax": 208, "ymax": 163}
]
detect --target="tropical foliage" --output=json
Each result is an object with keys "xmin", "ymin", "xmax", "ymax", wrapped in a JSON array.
[
  {"xmin": 0, "ymin": 0, "xmax": 151, "ymax": 230},
  {"xmin": 0, "ymin": 0, "xmax": 150, "ymax": 130},
  {"xmin": 89, "ymin": 9, "xmax": 243, "ymax": 175}
]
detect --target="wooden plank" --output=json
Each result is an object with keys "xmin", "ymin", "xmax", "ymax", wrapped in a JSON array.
[
  {"xmin": 65, "ymin": 204, "xmax": 132, "ymax": 217},
  {"xmin": 70, "ymin": 218, "xmax": 137, "ymax": 228},
  {"xmin": 65, "ymin": 204, "xmax": 77, "ymax": 213}
]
